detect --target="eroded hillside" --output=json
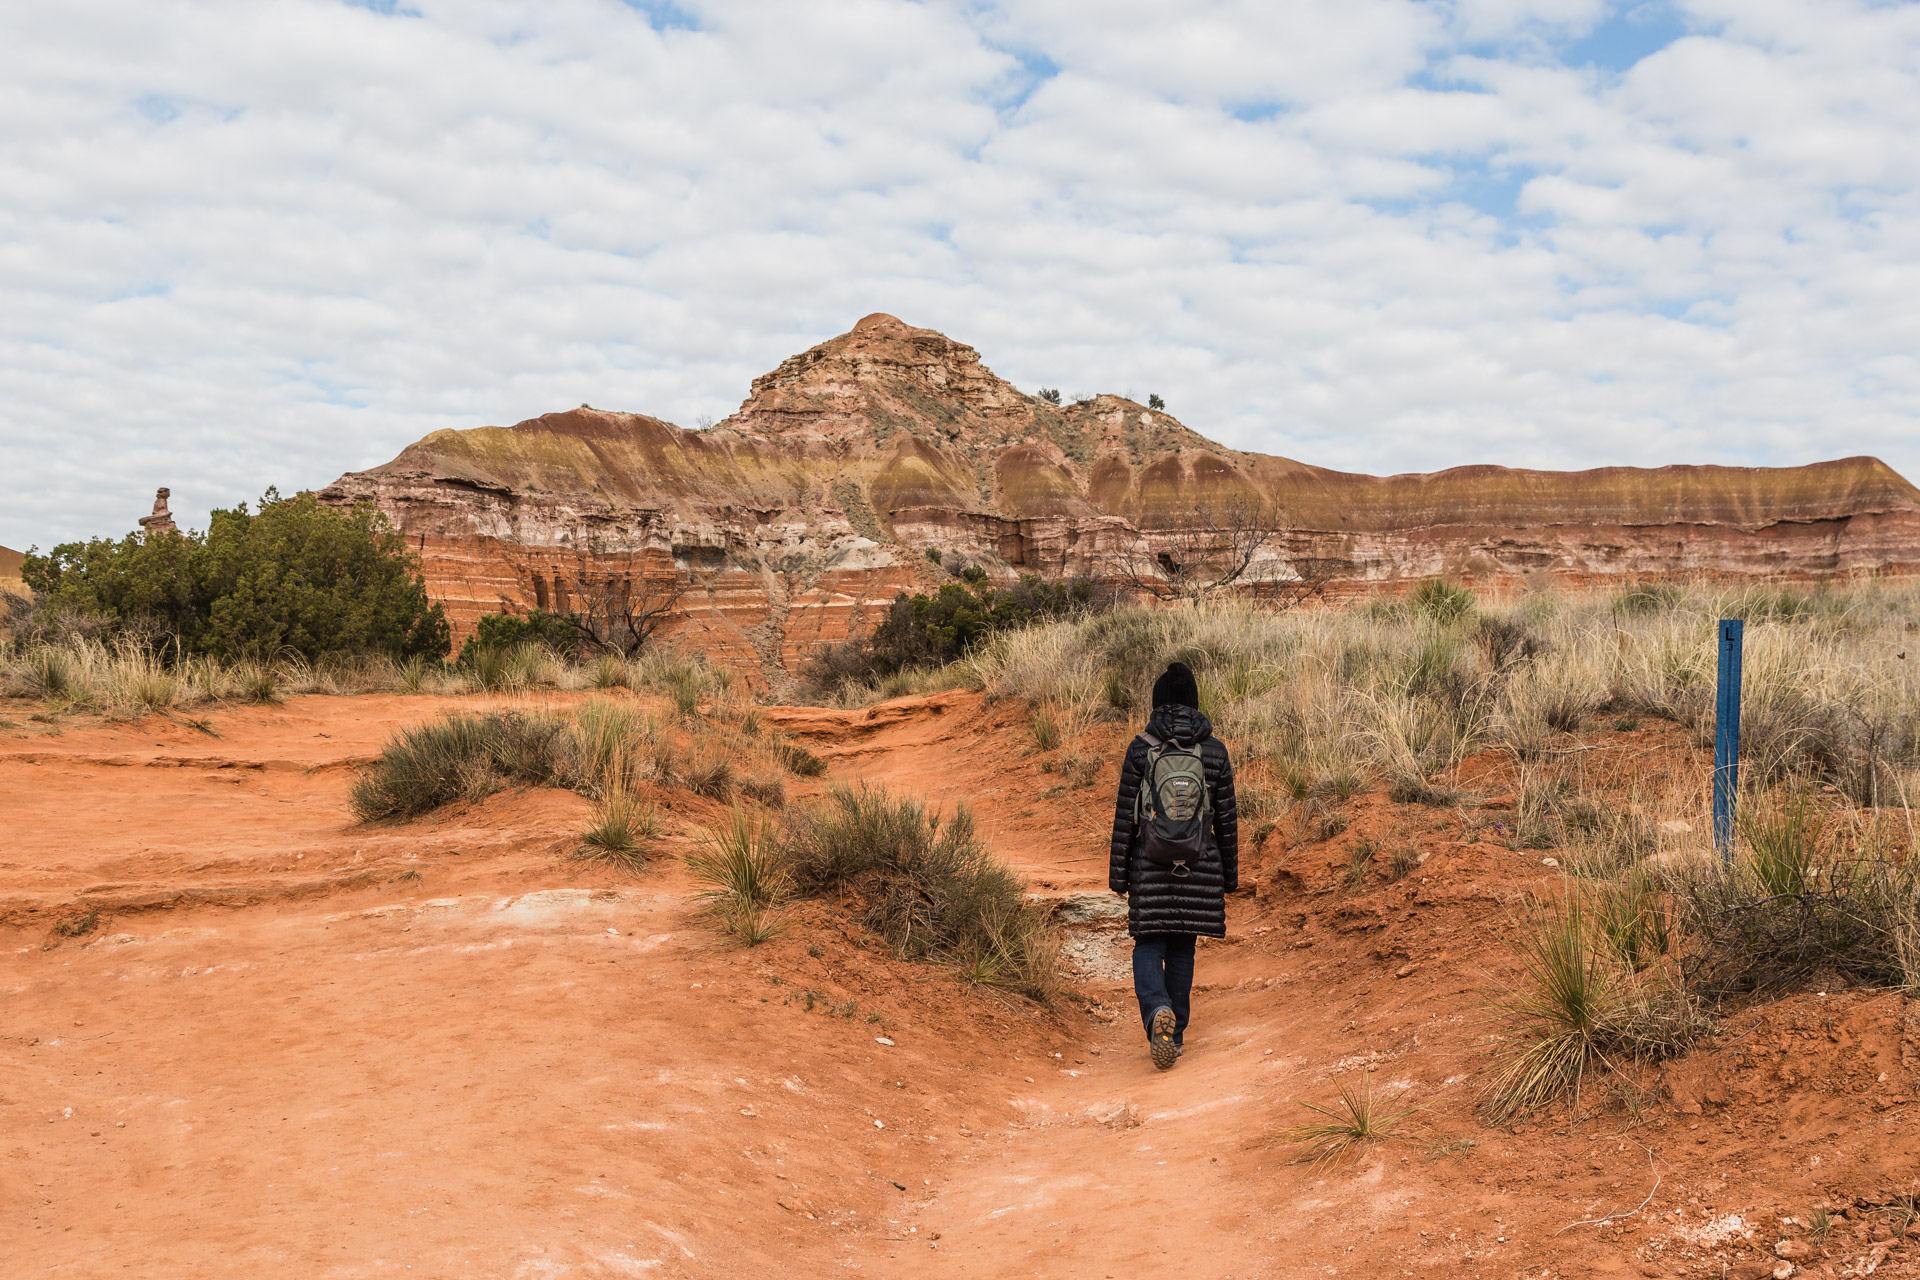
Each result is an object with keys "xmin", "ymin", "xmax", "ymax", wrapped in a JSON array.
[{"xmin": 319, "ymin": 315, "xmax": 1920, "ymax": 679}]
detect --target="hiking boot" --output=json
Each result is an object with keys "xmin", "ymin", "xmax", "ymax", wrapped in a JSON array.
[{"xmin": 1149, "ymin": 1007, "xmax": 1178, "ymax": 1070}]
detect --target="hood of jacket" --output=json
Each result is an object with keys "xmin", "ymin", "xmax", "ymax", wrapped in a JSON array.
[{"xmin": 1145, "ymin": 703, "xmax": 1214, "ymax": 747}]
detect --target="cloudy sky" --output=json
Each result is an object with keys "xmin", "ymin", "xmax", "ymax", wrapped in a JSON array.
[{"xmin": 4, "ymin": 0, "xmax": 1918, "ymax": 549}]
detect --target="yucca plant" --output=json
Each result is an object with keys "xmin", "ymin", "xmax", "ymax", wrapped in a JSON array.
[
  {"xmin": 666, "ymin": 667, "xmax": 703, "ymax": 718},
  {"xmin": 1484, "ymin": 889, "xmax": 1703, "ymax": 1121},
  {"xmin": 232, "ymin": 660, "xmax": 281, "ymax": 704},
  {"xmin": 503, "ymin": 643, "xmax": 553, "ymax": 689},
  {"xmin": 394, "ymin": 654, "xmax": 434, "ymax": 693},
  {"xmin": 1029, "ymin": 707, "xmax": 1060, "ymax": 752},
  {"xmin": 1741, "ymin": 786, "xmax": 1820, "ymax": 897},
  {"xmin": 1589, "ymin": 874, "xmax": 1672, "ymax": 971},
  {"xmin": 587, "ymin": 653, "xmax": 629, "ymax": 690},
  {"xmin": 687, "ymin": 806, "xmax": 789, "ymax": 942},
  {"xmin": 467, "ymin": 646, "xmax": 519, "ymax": 693},
  {"xmin": 575, "ymin": 790, "xmax": 657, "ymax": 872},
  {"xmin": 1410, "ymin": 577, "xmax": 1475, "ymax": 624},
  {"xmin": 24, "ymin": 647, "xmax": 73, "ymax": 700},
  {"xmin": 1284, "ymin": 1072, "xmax": 1420, "ymax": 1166},
  {"xmin": 1484, "ymin": 894, "xmax": 1621, "ymax": 1121},
  {"xmin": 573, "ymin": 697, "xmax": 640, "ymax": 796}
]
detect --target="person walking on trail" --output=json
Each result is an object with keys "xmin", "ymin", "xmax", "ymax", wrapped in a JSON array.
[{"xmin": 1109, "ymin": 661, "xmax": 1239, "ymax": 1070}]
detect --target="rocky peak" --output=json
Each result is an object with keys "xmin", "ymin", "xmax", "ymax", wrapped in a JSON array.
[
  {"xmin": 722, "ymin": 313, "xmax": 1026, "ymax": 446},
  {"xmin": 718, "ymin": 313, "xmax": 1219, "ymax": 484}
]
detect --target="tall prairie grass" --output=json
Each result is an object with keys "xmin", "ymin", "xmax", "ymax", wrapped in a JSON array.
[
  {"xmin": 962, "ymin": 579, "xmax": 1920, "ymax": 808},
  {"xmin": 0, "ymin": 630, "xmax": 749, "ymax": 725}
]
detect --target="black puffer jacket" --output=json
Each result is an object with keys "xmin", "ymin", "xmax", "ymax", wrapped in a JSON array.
[{"xmin": 1108, "ymin": 705, "xmax": 1238, "ymax": 937}]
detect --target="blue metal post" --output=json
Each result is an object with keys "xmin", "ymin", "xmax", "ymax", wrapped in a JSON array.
[{"xmin": 1712, "ymin": 618, "xmax": 1744, "ymax": 858}]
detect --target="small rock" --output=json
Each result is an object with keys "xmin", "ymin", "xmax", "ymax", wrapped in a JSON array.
[
  {"xmin": 1776, "ymin": 1240, "xmax": 1813, "ymax": 1261},
  {"xmin": 1541, "ymin": 857, "xmax": 1559, "ymax": 867},
  {"xmin": 873, "ymin": 1119, "xmax": 884, "ymax": 1129},
  {"xmin": 1024, "ymin": 1076, "xmax": 1034, "ymax": 1083},
  {"xmin": 1394, "ymin": 963, "xmax": 1418, "ymax": 979},
  {"xmin": 874, "ymin": 1037, "xmax": 895, "ymax": 1046}
]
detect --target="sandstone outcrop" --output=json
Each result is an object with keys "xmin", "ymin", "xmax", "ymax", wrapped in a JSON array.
[
  {"xmin": 320, "ymin": 313, "xmax": 1920, "ymax": 680},
  {"xmin": 0, "ymin": 544, "xmax": 24, "ymax": 598},
  {"xmin": 137, "ymin": 488, "xmax": 177, "ymax": 536}
]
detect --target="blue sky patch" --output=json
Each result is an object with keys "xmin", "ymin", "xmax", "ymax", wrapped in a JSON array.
[
  {"xmin": 986, "ymin": 46, "xmax": 1059, "ymax": 115},
  {"xmin": 616, "ymin": 0, "xmax": 700, "ymax": 32},
  {"xmin": 135, "ymin": 94, "xmax": 178, "ymax": 125},
  {"xmin": 1564, "ymin": 2, "xmax": 1688, "ymax": 72}
]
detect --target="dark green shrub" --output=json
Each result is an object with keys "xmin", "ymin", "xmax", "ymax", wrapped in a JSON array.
[
  {"xmin": 24, "ymin": 489, "xmax": 449, "ymax": 661},
  {"xmin": 799, "ymin": 572, "xmax": 1101, "ymax": 699},
  {"xmin": 458, "ymin": 609, "xmax": 581, "ymax": 664}
]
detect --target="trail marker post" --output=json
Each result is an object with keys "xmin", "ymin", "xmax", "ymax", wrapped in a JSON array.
[{"xmin": 1712, "ymin": 618, "xmax": 1744, "ymax": 859}]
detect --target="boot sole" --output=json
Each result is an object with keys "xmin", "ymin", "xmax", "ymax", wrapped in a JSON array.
[{"xmin": 1149, "ymin": 1007, "xmax": 1178, "ymax": 1070}]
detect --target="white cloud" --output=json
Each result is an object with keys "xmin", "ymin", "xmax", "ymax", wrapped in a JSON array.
[{"xmin": 1, "ymin": 0, "xmax": 1917, "ymax": 548}]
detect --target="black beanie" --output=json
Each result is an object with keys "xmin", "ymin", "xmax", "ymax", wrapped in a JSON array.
[{"xmin": 1151, "ymin": 662, "xmax": 1200, "ymax": 710}]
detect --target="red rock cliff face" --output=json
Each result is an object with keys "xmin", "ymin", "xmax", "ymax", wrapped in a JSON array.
[{"xmin": 320, "ymin": 313, "xmax": 1920, "ymax": 680}]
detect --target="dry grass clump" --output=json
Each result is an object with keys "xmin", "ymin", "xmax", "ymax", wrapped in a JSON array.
[
  {"xmin": 1487, "ymin": 777, "xmax": 1918, "ymax": 1120},
  {"xmin": 0, "ymin": 632, "xmax": 756, "ymax": 720},
  {"xmin": 1284, "ymin": 1073, "xmax": 1421, "ymax": 1166},
  {"xmin": 779, "ymin": 783, "xmax": 1060, "ymax": 1001},
  {"xmin": 628, "ymin": 649, "xmax": 734, "ymax": 717},
  {"xmin": 348, "ymin": 711, "xmax": 575, "ymax": 821},
  {"xmin": 771, "ymin": 739, "xmax": 828, "ymax": 777},
  {"xmin": 739, "ymin": 774, "xmax": 787, "ymax": 809},
  {"xmin": 1674, "ymin": 790, "xmax": 1920, "ymax": 997},
  {"xmin": 684, "ymin": 750, "xmax": 736, "ymax": 800}
]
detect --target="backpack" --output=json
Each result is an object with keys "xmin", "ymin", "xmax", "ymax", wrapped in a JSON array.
[{"xmin": 1133, "ymin": 732, "xmax": 1211, "ymax": 877}]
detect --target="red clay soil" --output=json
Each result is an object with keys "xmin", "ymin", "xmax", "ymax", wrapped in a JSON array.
[{"xmin": 3, "ymin": 690, "xmax": 1918, "ymax": 1279}]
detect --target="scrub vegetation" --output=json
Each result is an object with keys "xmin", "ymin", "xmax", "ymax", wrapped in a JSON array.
[{"xmin": 847, "ymin": 575, "xmax": 1920, "ymax": 1117}]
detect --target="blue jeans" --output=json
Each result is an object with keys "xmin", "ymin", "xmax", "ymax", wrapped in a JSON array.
[{"xmin": 1132, "ymin": 932, "xmax": 1196, "ymax": 1045}]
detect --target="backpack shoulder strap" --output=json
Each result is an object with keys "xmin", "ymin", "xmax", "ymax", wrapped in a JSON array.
[{"xmin": 1132, "ymin": 733, "xmax": 1159, "ymax": 824}]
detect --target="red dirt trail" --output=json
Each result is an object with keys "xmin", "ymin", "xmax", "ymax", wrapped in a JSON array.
[{"xmin": 4, "ymin": 690, "xmax": 1918, "ymax": 1279}]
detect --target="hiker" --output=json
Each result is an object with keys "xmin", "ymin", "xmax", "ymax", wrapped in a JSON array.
[{"xmin": 1109, "ymin": 661, "xmax": 1239, "ymax": 1070}]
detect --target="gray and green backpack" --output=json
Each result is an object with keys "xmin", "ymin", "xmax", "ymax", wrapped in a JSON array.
[{"xmin": 1134, "ymin": 733, "xmax": 1211, "ymax": 877}]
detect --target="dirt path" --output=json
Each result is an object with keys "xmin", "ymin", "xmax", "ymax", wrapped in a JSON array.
[{"xmin": 5, "ymin": 692, "xmax": 1918, "ymax": 1278}]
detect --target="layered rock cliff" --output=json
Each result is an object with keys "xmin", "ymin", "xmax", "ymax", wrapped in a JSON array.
[{"xmin": 320, "ymin": 313, "xmax": 1920, "ymax": 679}]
